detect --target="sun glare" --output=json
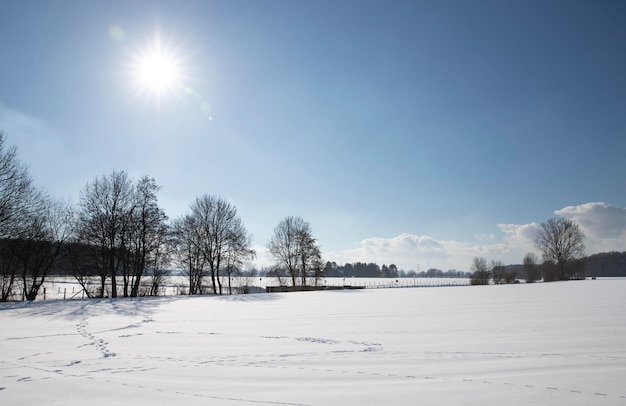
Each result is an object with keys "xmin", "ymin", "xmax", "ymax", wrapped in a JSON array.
[
  {"xmin": 130, "ymin": 36, "xmax": 183, "ymax": 99},
  {"xmin": 123, "ymin": 31, "xmax": 211, "ymax": 117},
  {"xmin": 137, "ymin": 53, "xmax": 177, "ymax": 89}
]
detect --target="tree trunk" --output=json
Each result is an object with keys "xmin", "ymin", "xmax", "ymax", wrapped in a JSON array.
[{"xmin": 216, "ymin": 267, "xmax": 222, "ymax": 295}]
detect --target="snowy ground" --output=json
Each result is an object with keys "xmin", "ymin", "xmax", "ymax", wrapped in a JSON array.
[{"xmin": 1, "ymin": 279, "xmax": 625, "ymax": 405}]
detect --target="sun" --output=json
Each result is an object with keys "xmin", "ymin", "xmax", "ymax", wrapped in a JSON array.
[
  {"xmin": 130, "ymin": 36, "xmax": 184, "ymax": 99},
  {"xmin": 137, "ymin": 51, "xmax": 177, "ymax": 90}
]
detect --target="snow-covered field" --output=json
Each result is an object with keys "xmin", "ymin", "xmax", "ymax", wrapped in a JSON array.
[{"xmin": 1, "ymin": 279, "xmax": 625, "ymax": 405}]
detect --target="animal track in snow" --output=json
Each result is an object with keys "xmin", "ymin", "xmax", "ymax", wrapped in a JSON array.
[
  {"xmin": 76, "ymin": 318, "xmax": 116, "ymax": 359},
  {"xmin": 295, "ymin": 337, "xmax": 338, "ymax": 345}
]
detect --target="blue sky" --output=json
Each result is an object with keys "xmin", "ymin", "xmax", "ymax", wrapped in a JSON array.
[{"xmin": 1, "ymin": 0, "xmax": 625, "ymax": 271}]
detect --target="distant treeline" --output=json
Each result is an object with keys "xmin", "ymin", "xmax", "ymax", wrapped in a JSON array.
[
  {"xmin": 500, "ymin": 251, "xmax": 626, "ymax": 279},
  {"xmin": 322, "ymin": 261, "xmax": 469, "ymax": 279},
  {"xmin": 322, "ymin": 251, "xmax": 626, "ymax": 280},
  {"xmin": 583, "ymin": 251, "xmax": 626, "ymax": 277}
]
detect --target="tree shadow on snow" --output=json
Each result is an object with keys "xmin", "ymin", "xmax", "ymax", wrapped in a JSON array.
[
  {"xmin": 0, "ymin": 292, "xmax": 284, "ymax": 319},
  {"xmin": 0, "ymin": 295, "xmax": 178, "ymax": 320}
]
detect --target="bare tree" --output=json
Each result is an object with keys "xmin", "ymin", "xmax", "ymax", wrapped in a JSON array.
[
  {"xmin": 267, "ymin": 216, "xmax": 321, "ymax": 288},
  {"xmin": 171, "ymin": 214, "xmax": 206, "ymax": 294},
  {"xmin": 189, "ymin": 195, "xmax": 255, "ymax": 295},
  {"xmin": 123, "ymin": 176, "xmax": 169, "ymax": 297},
  {"xmin": 311, "ymin": 255, "xmax": 326, "ymax": 286},
  {"xmin": 0, "ymin": 132, "xmax": 40, "ymax": 301},
  {"xmin": 267, "ymin": 217, "xmax": 300, "ymax": 287},
  {"xmin": 226, "ymin": 226, "xmax": 255, "ymax": 293},
  {"xmin": 523, "ymin": 252, "xmax": 540, "ymax": 283},
  {"xmin": 0, "ymin": 238, "xmax": 22, "ymax": 301},
  {"xmin": 469, "ymin": 256, "xmax": 490, "ymax": 285},
  {"xmin": 491, "ymin": 260, "xmax": 505, "ymax": 285},
  {"xmin": 144, "ymin": 241, "xmax": 171, "ymax": 296},
  {"xmin": 296, "ymin": 225, "xmax": 321, "ymax": 287},
  {"xmin": 503, "ymin": 268, "xmax": 517, "ymax": 284},
  {"xmin": 172, "ymin": 196, "xmax": 254, "ymax": 295},
  {"xmin": 19, "ymin": 197, "xmax": 73, "ymax": 300},
  {"xmin": 0, "ymin": 132, "xmax": 34, "ymax": 240},
  {"xmin": 535, "ymin": 218, "xmax": 585, "ymax": 281},
  {"xmin": 75, "ymin": 170, "xmax": 136, "ymax": 298},
  {"xmin": 224, "ymin": 245, "xmax": 247, "ymax": 295}
]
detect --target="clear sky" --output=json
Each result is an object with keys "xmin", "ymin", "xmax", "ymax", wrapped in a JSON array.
[{"xmin": 1, "ymin": 0, "xmax": 625, "ymax": 271}]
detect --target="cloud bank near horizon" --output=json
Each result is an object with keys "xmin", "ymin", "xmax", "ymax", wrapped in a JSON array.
[{"xmin": 326, "ymin": 202, "xmax": 626, "ymax": 272}]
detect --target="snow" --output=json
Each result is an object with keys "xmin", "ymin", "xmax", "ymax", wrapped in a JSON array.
[{"xmin": 2, "ymin": 279, "xmax": 625, "ymax": 405}]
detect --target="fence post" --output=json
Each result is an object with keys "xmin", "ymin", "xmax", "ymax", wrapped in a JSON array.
[
  {"xmin": 63, "ymin": 288, "xmax": 66, "ymax": 300},
  {"xmin": 43, "ymin": 288, "xmax": 46, "ymax": 300}
]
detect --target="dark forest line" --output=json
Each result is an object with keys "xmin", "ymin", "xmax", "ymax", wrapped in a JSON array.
[{"xmin": 323, "ymin": 251, "xmax": 626, "ymax": 279}]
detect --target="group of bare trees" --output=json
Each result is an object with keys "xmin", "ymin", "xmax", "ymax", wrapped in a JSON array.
[
  {"xmin": 171, "ymin": 195, "xmax": 255, "ymax": 295},
  {"xmin": 522, "ymin": 252, "xmax": 541, "ymax": 282},
  {"xmin": 68, "ymin": 182, "xmax": 260, "ymax": 298},
  {"xmin": 70, "ymin": 171, "xmax": 170, "ymax": 298},
  {"xmin": 0, "ymin": 132, "xmax": 74, "ymax": 301},
  {"xmin": 470, "ymin": 217, "xmax": 586, "ymax": 285},
  {"xmin": 0, "ymin": 133, "xmax": 261, "ymax": 301},
  {"xmin": 0, "ymin": 130, "xmax": 323, "ymax": 301},
  {"xmin": 469, "ymin": 258, "xmax": 516, "ymax": 285},
  {"xmin": 267, "ymin": 216, "xmax": 323, "ymax": 287}
]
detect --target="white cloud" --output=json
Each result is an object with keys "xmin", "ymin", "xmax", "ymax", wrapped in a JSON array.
[
  {"xmin": 555, "ymin": 202, "xmax": 626, "ymax": 254},
  {"xmin": 497, "ymin": 222, "xmax": 539, "ymax": 254},
  {"xmin": 327, "ymin": 233, "xmax": 513, "ymax": 272},
  {"xmin": 474, "ymin": 233, "xmax": 495, "ymax": 242},
  {"xmin": 325, "ymin": 203, "xmax": 626, "ymax": 272}
]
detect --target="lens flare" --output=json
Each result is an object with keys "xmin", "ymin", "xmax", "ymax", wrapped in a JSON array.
[
  {"xmin": 182, "ymin": 86, "xmax": 214, "ymax": 120},
  {"xmin": 109, "ymin": 25, "xmax": 126, "ymax": 42}
]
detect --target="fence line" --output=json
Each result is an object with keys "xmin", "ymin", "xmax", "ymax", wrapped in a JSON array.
[
  {"xmin": 330, "ymin": 279, "xmax": 470, "ymax": 289},
  {"xmin": 29, "ymin": 277, "xmax": 471, "ymax": 301}
]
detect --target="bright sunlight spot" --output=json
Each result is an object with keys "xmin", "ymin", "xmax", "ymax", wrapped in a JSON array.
[
  {"xmin": 137, "ymin": 53, "xmax": 177, "ymax": 90},
  {"xmin": 131, "ymin": 36, "xmax": 183, "ymax": 99}
]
